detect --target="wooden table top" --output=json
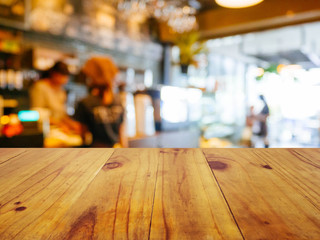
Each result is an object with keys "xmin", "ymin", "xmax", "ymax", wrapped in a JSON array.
[{"xmin": 0, "ymin": 148, "xmax": 319, "ymax": 239}]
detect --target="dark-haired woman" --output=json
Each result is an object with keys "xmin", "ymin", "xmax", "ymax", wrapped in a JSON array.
[{"xmin": 29, "ymin": 61, "xmax": 81, "ymax": 134}]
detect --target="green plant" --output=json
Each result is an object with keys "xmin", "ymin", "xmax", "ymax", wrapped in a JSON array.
[
  {"xmin": 174, "ymin": 32, "xmax": 206, "ymax": 67},
  {"xmin": 256, "ymin": 64, "xmax": 278, "ymax": 81}
]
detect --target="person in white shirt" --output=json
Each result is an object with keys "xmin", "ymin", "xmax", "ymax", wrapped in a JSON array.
[{"xmin": 30, "ymin": 61, "xmax": 81, "ymax": 134}]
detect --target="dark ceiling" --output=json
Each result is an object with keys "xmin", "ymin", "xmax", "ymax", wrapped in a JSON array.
[{"xmin": 192, "ymin": 0, "xmax": 221, "ymax": 12}]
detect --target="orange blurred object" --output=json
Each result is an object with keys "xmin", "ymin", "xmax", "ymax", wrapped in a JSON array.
[
  {"xmin": 2, "ymin": 123, "xmax": 23, "ymax": 138},
  {"xmin": 277, "ymin": 64, "xmax": 286, "ymax": 73},
  {"xmin": 1, "ymin": 114, "xmax": 24, "ymax": 138}
]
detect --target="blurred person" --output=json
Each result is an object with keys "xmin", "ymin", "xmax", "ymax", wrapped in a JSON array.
[
  {"xmin": 253, "ymin": 95, "xmax": 270, "ymax": 148},
  {"xmin": 118, "ymin": 81, "xmax": 127, "ymax": 107},
  {"xmin": 240, "ymin": 106, "xmax": 255, "ymax": 147},
  {"xmin": 29, "ymin": 61, "xmax": 81, "ymax": 134},
  {"xmin": 74, "ymin": 57, "xmax": 128, "ymax": 148}
]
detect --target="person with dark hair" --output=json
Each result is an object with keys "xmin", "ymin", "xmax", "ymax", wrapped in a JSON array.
[
  {"xmin": 254, "ymin": 95, "xmax": 270, "ymax": 148},
  {"xmin": 29, "ymin": 61, "xmax": 81, "ymax": 134},
  {"xmin": 74, "ymin": 56, "xmax": 128, "ymax": 147}
]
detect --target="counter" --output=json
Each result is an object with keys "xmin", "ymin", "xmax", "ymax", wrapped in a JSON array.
[{"xmin": 0, "ymin": 148, "xmax": 319, "ymax": 239}]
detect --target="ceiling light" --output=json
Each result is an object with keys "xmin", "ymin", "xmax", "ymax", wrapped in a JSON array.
[{"xmin": 216, "ymin": 0, "xmax": 264, "ymax": 9}]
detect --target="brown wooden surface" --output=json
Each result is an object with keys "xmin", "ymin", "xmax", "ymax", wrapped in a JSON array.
[
  {"xmin": 0, "ymin": 149, "xmax": 114, "ymax": 239},
  {"xmin": 150, "ymin": 149, "xmax": 242, "ymax": 239},
  {"xmin": 0, "ymin": 148, "xmax": 319, "ymax": 239},
  {"xmin": 203, "ymin": 148, "xmax": 320, "ymax": 240},
  {"xmin": 52, "ymin": 149, "xmax": 160, "ymax": 240}
]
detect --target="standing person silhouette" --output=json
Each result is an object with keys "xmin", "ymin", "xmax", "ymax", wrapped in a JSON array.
[
  {"xmin": 29, "ymin": 61, "xmax": 81, "ymax": 134},
  {"xmin": 255, "ymin": 95, "xmax": 270, "ymax": 148},
  {"xmin": 74, "ymin": 57, "xmax": 128, "ymax": 148}
]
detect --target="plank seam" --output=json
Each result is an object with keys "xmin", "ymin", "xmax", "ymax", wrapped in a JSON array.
[
  {"xmin": 202, "ymin": 149, "xmax": 246, "ymax": 240},
  {"xmin": 0, "ymin": 150, "xmax": 28, "ymax": 166},
  {"xmin": 255, "ymin": 150, "xmax": 320, "ymax": 211},
  {"xmin": 2, "ymin": 149, "xmax": 115, "ymax": 238},
  {"xmin": 148, "ymin": 149, "xmax": 161, "ymax": 240},
  {"xmin": 46, "ymin": 150, "xmax": 116, "ymax": 236}
]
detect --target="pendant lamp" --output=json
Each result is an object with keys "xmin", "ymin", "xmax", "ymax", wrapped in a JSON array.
[{"xmin": 216, "ymin": 0, "xmax": 264, "ymax": 8}]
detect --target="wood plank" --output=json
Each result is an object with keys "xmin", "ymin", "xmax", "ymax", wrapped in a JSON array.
[
  {"xmin": 203, "ymin": 148, "xmax": 320, "ymax": 240},
  {"xmin": 0, "ymin": 148, "xmax": 114, "ymax": 239},
  {"xmin": 150, "ymin": 149, "xmax": 243, "ymax": 239},
  {"xmin": 0, "ymin": 149, "xmax": 75, "ymax": 197},
  {"xmin": 28, "ymin": 149, "xmax": 160, "ymax": 240},
  {"xmin": 0, "ymin": 149, "xmax": 27, "ymax": 165}
]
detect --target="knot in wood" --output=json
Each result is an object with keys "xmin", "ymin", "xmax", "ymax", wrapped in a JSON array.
[
  {"xmin": 209, "ymin": 161, "xmax": 228, "ymax": 170},
  {"xmin": 103, "ymin": 162, "xmax": 122, "ymax": 170}
]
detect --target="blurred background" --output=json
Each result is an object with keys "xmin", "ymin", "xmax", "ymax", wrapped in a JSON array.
[{"xmin": 1, "ymin": 0, "xmax": 320, "ymax": 148}]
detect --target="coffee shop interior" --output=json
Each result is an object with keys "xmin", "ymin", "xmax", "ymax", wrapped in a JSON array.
[{"xmin": 1, "ymin": 0, "xmax": 320, "ymax": 148}]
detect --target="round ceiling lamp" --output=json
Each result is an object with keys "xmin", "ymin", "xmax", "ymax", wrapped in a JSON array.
[{"xmin": 216, "ymin": 0, "xmax": 264, "ymax": 8}]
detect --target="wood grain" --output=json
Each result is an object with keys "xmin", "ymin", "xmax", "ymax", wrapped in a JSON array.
[
  {"xmin": 0, "ymin": 149, "xmax": 74, "ymax": 197},
  {"xmin": 150, "ymin": 149, "xmax": 243, "ymax": 240},
  {"xmin": 1, "ymin": 148, "xmax": 319, "ymax": 240},
  {"xmin": 0, "ymin": 149, "xmax": 27, "ymax": 165},
  {"xmin": 0, "ymin": 148, "xmax": 114, "ymax": 239},
  {"xmin": 46, "ymin": 148, "xmax": 160, "ymax": 240},
  {"xmin": 203, "ymin": 148, "xmax": 320, "ymax": 240}
]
